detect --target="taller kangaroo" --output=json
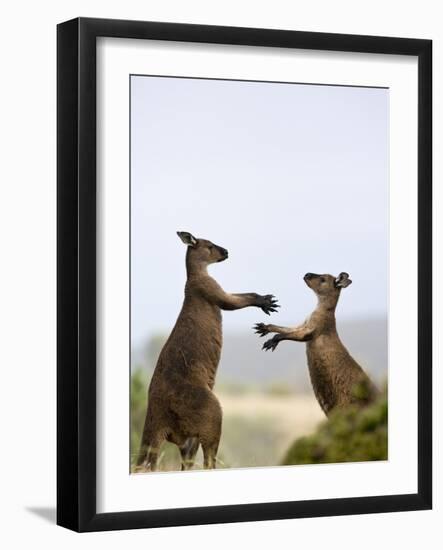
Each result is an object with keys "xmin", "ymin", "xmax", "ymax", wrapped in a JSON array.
[{"xmin": 138, "ymin": 232, "xmax": 279, "ymax": 471}]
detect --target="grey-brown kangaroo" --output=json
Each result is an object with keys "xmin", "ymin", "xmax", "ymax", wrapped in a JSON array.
[
  {"xmin": 254, "ymin": 272, "xmax": 377, "ymax": 416},
  {"xmin": 137, "ymin": 231, "xmax": 279, "ymax": 471}
]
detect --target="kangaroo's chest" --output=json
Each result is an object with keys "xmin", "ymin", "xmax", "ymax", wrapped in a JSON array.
[
  {"xmin": 159, "ymin": 299, "xmax": 223, "ymax": 388},
  {"xmin": 306, "ymin": 335, "xmax": 338, "ymax": 367},
  {"xmin": 185, "ymin": 299, "xmax": 222, "ymax": 351}
]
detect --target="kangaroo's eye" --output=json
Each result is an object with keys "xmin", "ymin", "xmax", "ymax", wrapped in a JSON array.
[
  {"xmin": 320, "ymin": 277, "xmax": 326, "ymax": 283},
  {"xmin": 208, "ymin": 245, "xmax": 213, "ymax": 251}
]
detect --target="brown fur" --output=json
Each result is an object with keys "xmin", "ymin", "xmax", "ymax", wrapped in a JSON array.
[
  {"xmin": 255, "ymin": 272, "xmax": 378, "ymax": 416},
  {"xmin": 137, "ymin": 232, "xmax": 279, "ymax": 471}
]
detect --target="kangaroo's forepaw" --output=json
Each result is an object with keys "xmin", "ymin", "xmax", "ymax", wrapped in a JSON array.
[
  {"xmin": 254, "ymin": 322, "xmax": 270, "ymax": 337},
  {"xmin": 260, "ymin": 294, "xmax": 280, "ymax": 315},
  {"xmin": 262, "ymin": 335, "xmax": 281, "ymax": 352}
]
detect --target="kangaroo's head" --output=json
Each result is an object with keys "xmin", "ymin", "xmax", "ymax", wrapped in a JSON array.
[
  {"xmin": 303, "ymin": 272, "xmax": 352, "ymax": 307},
  {"xmin": 177, "ymin": 231, "xmax": 229, "ymax": 273}
]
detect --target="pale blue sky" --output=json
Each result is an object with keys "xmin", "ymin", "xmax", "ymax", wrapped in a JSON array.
[{"xmin": 131, "ymin": 75, "xmax": 388, "ymax": 348}]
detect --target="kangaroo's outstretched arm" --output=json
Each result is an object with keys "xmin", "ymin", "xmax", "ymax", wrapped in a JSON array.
[
  {"xmin": 254, "ymin": 323, "xmax": 296, "ymax": 337},
  {"xmin": 197, "ymin": 279, "xmax": 279, "ymax": 315},
  {"xmin": 261, "ymin": 325, "xmax": 314, "ymax": 351},
  {"xmin": 218, "ymin": 292, "xmax": 279, "ymax": 315}
]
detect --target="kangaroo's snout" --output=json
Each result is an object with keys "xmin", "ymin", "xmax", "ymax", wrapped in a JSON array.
[
  {"xmin": 304, "ymin": 273, "xmax": 320, "ymax": 288},
  {"xmin": 217, "ymin": 247, "xmax": 229, "ymax": 261}
]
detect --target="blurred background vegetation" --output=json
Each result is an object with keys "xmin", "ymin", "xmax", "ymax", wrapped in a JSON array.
[
  {"xmin": 131, "ymin": 367, "xmax": 326, "ymax": 470},
  {"xmin": 131, "ymin": 328, "xmax": 388, "ymax": 472}
]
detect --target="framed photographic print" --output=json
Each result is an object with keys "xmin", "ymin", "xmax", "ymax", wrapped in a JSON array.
[{"xmin": 57, "ymin": 17, "xmax": 432, "ymax": 532}]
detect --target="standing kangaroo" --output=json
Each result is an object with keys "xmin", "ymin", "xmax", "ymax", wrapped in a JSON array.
[
  {"xmin": 254, "ymin": 272, "xmax": 377, "ymax": 416},
  {"xmin": 137, "ymin": 231, "xmax": 279, "ymax": 471}
]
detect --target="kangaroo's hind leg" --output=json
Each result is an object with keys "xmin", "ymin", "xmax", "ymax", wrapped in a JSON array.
[
  {"xmin": 179, "ymin": 437, "xmax": 200, "ymax": 470},
  {"xmin": 199, "ymin": 393, "xmax": 222, "ymax": 470},
  {"xmin": 173, "ymin": 386, "xmax": 222, "ymax": 470},
  {"xmin": 202, "ymin": 441, "xmax": 219, "ymax": 469},
  {"xmin": 137, "ymin": 432, "xmax": 165, "ymax": 471},
  {"xmin": 137, "ymin": 412, "xmax": 165, "ymax": 471}
]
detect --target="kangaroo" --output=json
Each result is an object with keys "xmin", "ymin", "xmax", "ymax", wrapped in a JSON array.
[
  {"xmin": 137, "ymin": 231, "xmax": 279, "ymax": 471},
  {"xmin": 254, "ymin": 272, "xmax": 377, "ymax": 416}
]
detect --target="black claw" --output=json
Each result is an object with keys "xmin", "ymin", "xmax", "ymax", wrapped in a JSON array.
[
  {"xmin": 259, "ymin": 294, "xmax": 280, "ymax": 317},
  {"xmin": 262, "ymin": 335, "xmax": 280, "ymax": 352},
  {"xmin": 254, "ymin": 323, "xmax": 270, "ymax": 337}
]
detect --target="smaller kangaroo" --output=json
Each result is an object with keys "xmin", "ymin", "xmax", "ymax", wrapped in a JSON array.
[{"xmin": 254, "ymin": 272, "xmax": 378, "ymax": 416}]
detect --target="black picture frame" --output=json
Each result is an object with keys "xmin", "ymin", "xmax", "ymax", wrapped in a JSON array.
[{"xmin": 57, "ymin": 17, "xmax": 432, "ymax": 532}]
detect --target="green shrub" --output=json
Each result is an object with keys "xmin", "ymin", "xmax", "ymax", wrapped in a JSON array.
[
  {"xmin": 131, "ymin": 369, "xmax": 182, "ymax": 470},
  {"xmin": 282, "ymin": 393, "xmax": 388, "ymax": 465},
  {"xmin": 130, "ymin": 369, "xmax": 149, "ymax": 466}
]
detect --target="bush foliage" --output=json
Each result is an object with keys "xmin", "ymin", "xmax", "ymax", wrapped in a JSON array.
[
  {"xmin": 131, "ymin": 369, "xmax": 184, "ymax": 470},
  {"xmin": 282, "ymin": 392, "xmax": 388, "ymax": 465}
]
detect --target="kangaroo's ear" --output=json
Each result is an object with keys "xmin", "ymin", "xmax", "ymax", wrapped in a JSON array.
[
  {"xmin": 335, "ymin": 272, "xmax": 352, "ymax": 288},
  {"xmin": 177, "ymin": 231, "xmax": 198, "ymax": 247}
]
